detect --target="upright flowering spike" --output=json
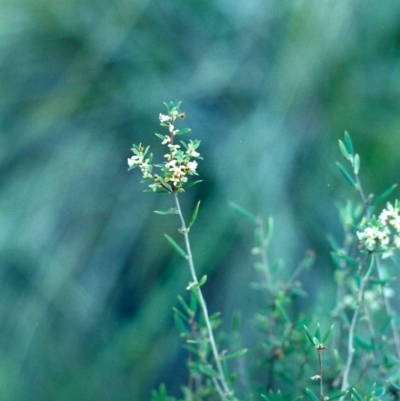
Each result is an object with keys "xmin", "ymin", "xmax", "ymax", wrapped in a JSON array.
[{"xmin": 127, "ymin": 102, "xmax": 202, "ymax": 193}]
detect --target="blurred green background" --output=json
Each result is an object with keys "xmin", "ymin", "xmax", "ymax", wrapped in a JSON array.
[{"xmin": 1, "ymin": 0, "xmax": 400, "ymax": 399}]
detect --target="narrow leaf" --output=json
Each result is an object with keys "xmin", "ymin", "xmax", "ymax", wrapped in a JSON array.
[
  {"xmin": 337, "ymin": 162, "xmax": 357, "ymax": 188},
  {"xmin": 388, "ymin": 381, "xmax": 400, "ymax": 392},
  {"xmin": 344, "ymin": 131, "xmax": 354, "ymax": 156},
  {"xmin": 322, "ymin": 324, "xmax": 334, "ymax": 343},
  {"xmin": 351, "ymin": 387, "xmax": 362, "ymax": 401},
  {"xmin": 198, "ymin": 275, "xmax": 207, "ymax": 286},
  {"xmin": 265, "ymin": 216, "xmax": 274, "ymax": 243},
  {"xmin": 177, "ymin": 295, "xmax": 192, "ymax": 315},
  {"xmin": 188, "ymin": 201, "xmax": 201, "ymax": 230},
  {"xmin": 154, "ymin": 209, "xmax": 178, "ymax": 215},
  {"xmin": 304, "ymin": 325, "xmax": 315, "ymax": 345},
  {"xmin": 164, "ymin": 234, "xmax": 187, "ymax": 258},
  {"xmin": 223, "ymin": 348, "xmax": 248, "ymax": 360},
  {"xmin": 199, "ymin": 364, "xmax": 219, "ymax": 378},
  {"xmin": 315, "ymin": 324, "xmax": 321, "ymax": 342},
  {"xmin": 173, "ymin": 312, "xmax": 189, "ymax": 334},
  {"xmin": 183, "ymin": 180, "xmax": 203, "ymax": 190},
  {"xmin": 353, "ymin": 154, "xmax": 360, "ymax": 175},
  {"xmin": 305, "ymin": 388, "xmax": 320, "ymax": 401},
  {"xmin": 373, "ymin": 183, "xmax": 398, "ymax": 206},
  {"xmin": 155, "ymin": 133, "xmax": 166, "ymax": 140},
  {"xmin": 174, "ymin": 128, "xmax": 191, "ymax": 135},
  {"xmin": 339, "ymin": 139, "xmax": 350, "ymax": 159},
  {"xmin": 261, "ymin": 395, "xmax": 271, "ymax": 401},
  {"xmin": 229, "ymin": 202, "xmax": 257, "ymax": 223},
  {"xmin": 329, "ymin": 391, "xmax": 348, "ymax": 400}
]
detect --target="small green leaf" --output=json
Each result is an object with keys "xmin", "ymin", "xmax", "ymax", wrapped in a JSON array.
[
  {"xmin": 229, "ymin": 202, "xmax": 257, "ymax": 223},
  {"xmin": 223, "ymin": 348, "xmax": 248, "ymax": 360},
  {"xmin": 373, "ymin": 183, "xmax": 398, "ymax": 206},
  {"xmin": 177, "ymin": 295, "xmax": 192, "ymax": 315},
  {"xmin": 388, "ymin": 381, "xmax": 400, "ymax": 392},
  {"xmin": 353, "ymin": 154, "xmax": 360, "ymax": 175},
  {"xmin": 344, "ymin": 131, "xmax": 354, "ymax": 156},
  {"xmin": 329, "ymin": 391, "xmax": 348, "ymax": 400},
  {"xmin": 322, "ymin": 324, "xmax": 334, "ymax": 343},
  {"xmin": 198, "ymin": 275, "xmax": 207, "ymax": 286},
  {"xmin": 276, "ymin": 302, "xmax": 290, "ymax": 323},
  {"xmin": 261, "ymin": 395, "xmax": 271, "ymax": 401},
  {"xmin": 265, "ymin": 216, "xmax": 274, "ymax": 243},
  {"xmin": 183, "ymin": 180, "xmax": 203, "ymax": 190},
  {"xmin": 173, "ymin": 312, "xmax": 189, "ymax": 334},
  {"xmin": 164, "ymin": 234, "xmax": 187, "ymax": 258},
  {"xmin": 305, "ymin": 388, "xmax": 320, "ymax": 401},
  {"xmin": 337, "ymin": 162, "xmax": 357, "ymax": 188},
  {"xmin": 315, "ymin": 324, "xmax": 321, "ymax": 342},
  {"xmin": 188, "ymin": 201, "xmax": 201, "ymax": 231},
  {"xmin": 154, "ymin": 209, "xmax": 178, "ymax": 215},
  {"xmin": 155, "ymin": 133, "xmax": 166, "ymax": 140},
  {"xmin": 339, "ymin": 139, "xmax": 350, "ymax": 159},
  {"xmin": 304, "ymin": 325, "xmax": 315, "ymax": 345},
  {"xmin": 174, "ymin": 128, "xmax": 191, "ymax": 135},
  {"xmin": 351, "ymin": 387, "xmax": 362, "ymax": 401},
  {"xmin": 172, "ymin": 307, "xmax": 189, "ymax": 323},
  {"xmin": 157, "ymin": 176, "xmax": 173, "ymax": 192},
  {"xmin": 199, "ymin": 364, "xmax": 219, "ymax": 378}
]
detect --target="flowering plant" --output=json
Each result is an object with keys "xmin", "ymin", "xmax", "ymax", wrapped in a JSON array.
[
  {"xmin": 128, "ymin": 109, "xmax": 400, "ymax": 401},
  {"xmin": 128, "ymin": 102, "xmax": 202, "ymax": 193}
]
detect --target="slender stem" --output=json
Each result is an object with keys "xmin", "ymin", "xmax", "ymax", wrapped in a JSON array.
[
  {"xmin": 341, "ymin": 254, "xmax": 374, "ymax": 392},
  {"xmin": 174, "ymin": 194, "xmax": 232, "ymax": 399},
  {"xmin": 318, "ymin": 348, "xmax": 324, "ymax": 401}
]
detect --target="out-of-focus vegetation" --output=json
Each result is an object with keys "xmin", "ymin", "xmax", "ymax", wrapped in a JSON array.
[{"xmin": 1, "ymin": 0, "xmax": 400, "ymax": 400}]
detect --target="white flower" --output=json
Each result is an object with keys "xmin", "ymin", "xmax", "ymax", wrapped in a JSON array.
[
  {"xmin": 161, "ymin": 135, "xmax": 171, "ymax": 145},
  {"xmin": 186, "ymin": 141, "xmax": 200, "ymax": 157},
  {"xmin": 187, "ymin": 160, "xmax": 198, "ymax": 173},
  {"xmin": 127, "ymin": 154, "xmax": 143, "ymax": 167},
  {"xmin": 159, "ymin": 113, "xmax": 171, "ymax": 123}
]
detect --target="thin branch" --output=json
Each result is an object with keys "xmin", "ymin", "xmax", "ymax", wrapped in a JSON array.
[{"xmin": 174, "ymin": 194, "xmax": 232, "ymax": 399}]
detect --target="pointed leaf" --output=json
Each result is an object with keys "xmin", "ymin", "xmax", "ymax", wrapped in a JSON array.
[
  {"xmin": 344, "ymin": 131, "xmax": 354, "ymax": 156},
  {"xmin": 183, "ymin": 180, "xmax": 203, "ymax": 190},
  {"xmin": 351, "ymin": 387, "xmax": 362, "ymax": 401},
  {"xmin": 305, "ymin": 388, "xmax": 320, "ymax": 401},
  {"xmin": 373, "ymin": 183, "xmax": 398, "ymax": 206},
  {"xmin": 304, "ymin": 325, "xmax": 315, "ymax": 345},
  {"xmin": 198, "ymin": 364, "xmax": 219, "ymax": 379},
  {"xmin": 337, "ymin": 163, "xmax": 357, "ymax": 188},
  {"xmin": 188, "ymin": 201, "xmax": 201, "ymax": 230},
  {"xmin": 339, "ymin": 139, "xmax": 350, "ymax": 159},
  {"xmin": 177, "ymin": 295, "xmax": 192, "ymax": 315},
  {"xmin": 198, "ymin": 275, "xmax": 207, "ymax": 286},
  {"xmin": 154, "ymin": 209, "xmax": 178, "ymax": 215},
  {"xmin": 353, "ymin": 154, "xmax": 360, "ymax": 175},
  {"xmin": 329, "ymin": 391, "xmax": 348, "ymax": 400},
  {"xmin": 388, "ymin": 381, "xmax": 400, "ymax": 392},
  {"xmin": 265, "ymin": 216, "xmax": 274, "ymax": 243},
  {"xmin": 229, "ymin": 202, "xmax": 257, "ymax": 223},
  {"xmin": 174, "ymin": 128, "xmax": 191, "ymax": 135},
  {"xmin": 164, "ymin": 234, "xmax": 187, "ymax": 258},
  {"xmin": 315, "ymin": 324, "xmax": 321, "ymax": 342},
  {"xmin": 322, "ymin": 325, "xmax": 334, "ymax": 343},
  {"xmin": 223, "ymin": 348, "xmax": 248, "ymax": 360}
]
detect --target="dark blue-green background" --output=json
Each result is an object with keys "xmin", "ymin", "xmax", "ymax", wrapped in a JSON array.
[{"xmin": 1, "ymin": 0, "xmax": 400, "ymax": 399}]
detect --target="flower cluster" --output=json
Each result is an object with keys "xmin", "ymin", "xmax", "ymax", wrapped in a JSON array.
[
  {"xmin": 128, "ymin": 102, "xmax": 202, "ymax": 193},
  {"xmin": 357, "ymin": 201, "xmax": 400, "ymax": 254}
]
